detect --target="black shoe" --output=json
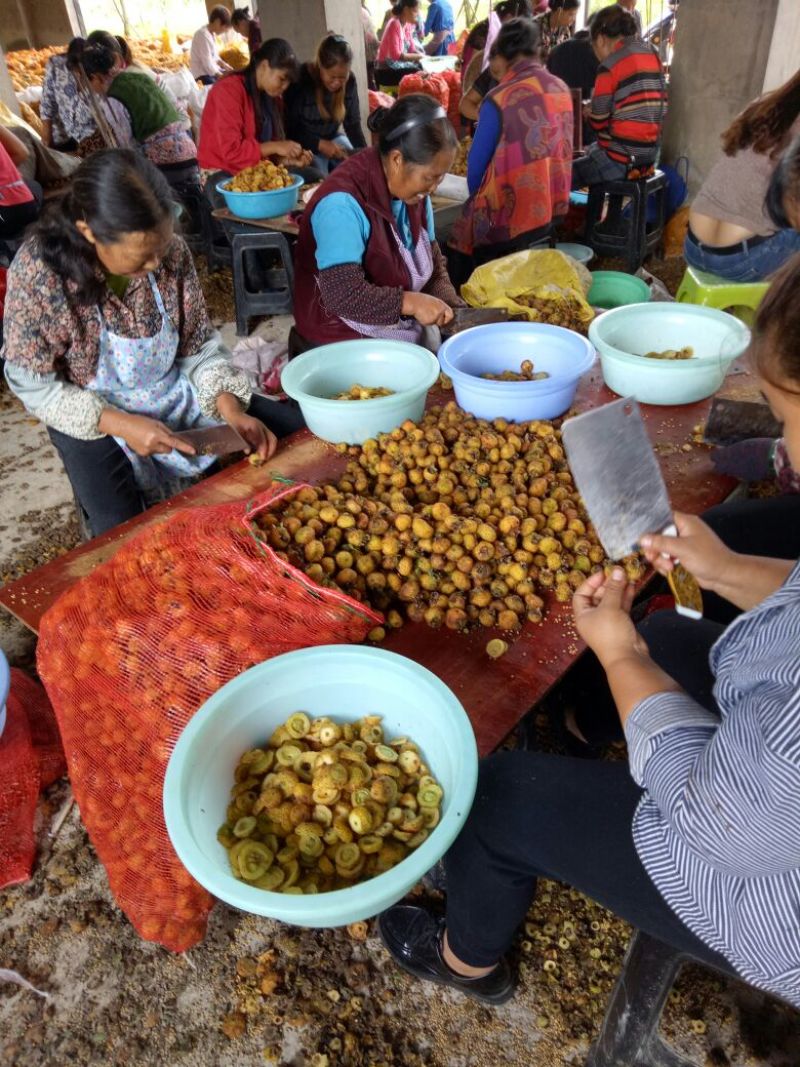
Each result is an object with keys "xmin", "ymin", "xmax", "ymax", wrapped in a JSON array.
[{"xmin": 378, "ymin": 904, "xmax": 515, "ymax": 1006}]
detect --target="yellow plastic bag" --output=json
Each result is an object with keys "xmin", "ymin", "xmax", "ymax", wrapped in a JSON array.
[{"xmin": 461, "ymin": 249, "xmax": 594, "ymax": 330}]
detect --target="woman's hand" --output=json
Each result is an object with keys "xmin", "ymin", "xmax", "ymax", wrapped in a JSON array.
[
  {"xmin": 286, "ymin": 148, "xmax": 314, "ymax": 168},
  {"xmin": 573, "ymin": 568, "xmax": 647, "ymax": 669},
  {"xmin": 318, "ymin": 139, "xmax": 349, "ymax": 161},
  {"xmin": 402, "ymin": 291, "xmax": 455, "ymax": 327},
  {"xmin": 270, "ymin": 139, "xmax": 304, "ymax": 160},
  {"xmin": 640, "ymin": 512, "xmax": 736, "ymax": 592},
  {"xmin": 106, "ymin": 412, "xmax": 196, "ymax": 457},
  {"xmin": 216, "ymin": 393, "xmax": 276, "ymax": 461}
]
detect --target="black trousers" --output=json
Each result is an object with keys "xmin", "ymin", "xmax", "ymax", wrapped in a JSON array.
[
  {"xmin": 444, "ymin": 608, "xmax": 735, "ymax": 974},
  {"xmin": 444, "ymin": 493, "xmax": 800, "ymax": 971},
  {"xmin": 0, "ymin": 180, "xmax": 43, "ymax": 239},
  {"xmin": 48, "ymin": 393, "xmax": 305, "ymax": 538}
]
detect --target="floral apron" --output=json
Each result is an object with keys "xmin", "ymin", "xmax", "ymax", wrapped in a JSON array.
[
  {"xmin": 341, "ymin": 228, "xmax": 435, "ymax": 346},
  {"xmin": 87, "ymin": 273, "xmax": 219, "ymax": 498}
]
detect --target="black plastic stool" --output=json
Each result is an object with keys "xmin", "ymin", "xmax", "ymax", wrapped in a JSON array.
[
  {"xmin": 586, "ymin": 930, "xmax": 736, "ymax": 1067},
  {"xmin": 584, "ymin": 171, "xmax": 667, "ymax": 273},
  {"xmin": 230, "ymin": 231, "xmax": 294, "ymax": 337}
]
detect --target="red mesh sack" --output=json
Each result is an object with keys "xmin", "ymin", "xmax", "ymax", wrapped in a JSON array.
[
  {"xmin": 398, "ymin": 71, "xmax": 450, "ymax": 114},
  {"xmin": 0, "ymin": 669, "xmax": 66, "ymax": 889},
  {"xmin": 440, "ymin": 68, "xmax": 463, "ymax": 133},
  {"xmin": 36, "ymin": 483, "xmax": 381, "ymax": 951}
]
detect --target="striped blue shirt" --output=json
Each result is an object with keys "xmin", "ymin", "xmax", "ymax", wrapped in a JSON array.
[{"xmin": 626, "ymin": 560, "xmax": 800, "ymax": 1006}]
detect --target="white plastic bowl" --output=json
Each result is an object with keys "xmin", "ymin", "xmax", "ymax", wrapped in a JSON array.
[
  {"xmin": 589, "ymin": 303, "xmax": 751, "ymax": 405},
  {"xmin": 281, "ymin": 339, "xmax": 440, "ymax": 444},
  {"xmin": 438, "ymin": 322, "xmax": 596, "ymax": 421},
  {"xmin": 163, "ymin": 646, "xmax": 478, "ymax": 927}
]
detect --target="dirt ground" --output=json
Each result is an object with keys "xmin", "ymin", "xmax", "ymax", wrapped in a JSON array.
[{"xmin": 2, "ymin": 255, "xmax": 800, "ymax": 1067}]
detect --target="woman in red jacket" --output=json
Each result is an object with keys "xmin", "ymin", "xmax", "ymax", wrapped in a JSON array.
[{"xmin": 197, "ymin": 38, "xmax": 319, "ymax": 188}]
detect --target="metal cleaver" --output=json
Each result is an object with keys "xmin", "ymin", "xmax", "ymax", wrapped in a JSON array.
[
  {"xmin": 562, "ymin": 397, "xmax": 702, "ymax": 619},
  {"xmin": 172, "ymin": 424, "xmax": 247, "ymax": 456},
  {"xmin": 703, "ymin": 396, "xmax": 782, "ymax": 446},
  {"xmin": 440, "ymin": 307, "xmax": 510, "ymax": 337}
]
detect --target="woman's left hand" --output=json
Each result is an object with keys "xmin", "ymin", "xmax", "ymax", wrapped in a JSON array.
[
  {"xmin": 572, "ymin": 568, "xmax": 647, "ymax": 668},
  {"xmin": 217, "ymin": 397, "xmax": 277, "ymax": 461}
]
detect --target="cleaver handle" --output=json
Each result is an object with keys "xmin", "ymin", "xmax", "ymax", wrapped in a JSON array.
[{"xmin": 660, "ymin": 523, "xmax": 703, "ymax": 620}]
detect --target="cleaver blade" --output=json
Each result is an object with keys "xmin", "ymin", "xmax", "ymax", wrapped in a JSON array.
[
  {"xmin": 561, "ymin": 397, "xmax": 673, "ymax": 560},
  {"xmin": 172, "ymin": 424, "xmax": 247, "ymax": 457}
]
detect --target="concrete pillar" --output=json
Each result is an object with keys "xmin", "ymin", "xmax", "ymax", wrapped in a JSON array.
[
  {"xmin": 0, "ymin": 45, "xmax": 21, "ymax": 117},
  {"xmin": 255, "ymin": 0, "xmax": 369, "ymax": 140},
  {"xmin": 0, "ymin": 0, "xmax": 79, "ymax": 52},
  {"xmin": 663, "ymin": 0, "xmax": 798, "ymax": 194}
]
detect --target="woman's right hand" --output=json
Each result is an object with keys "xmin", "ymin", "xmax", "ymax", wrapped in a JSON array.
[
  {"xmin": 639, "ymin": 512, "xmax": 737, "ymax": 592},
  {"xmin": 318, "ymin": 139, "xmax": 349, "ymax": 161},
  {"xmin": 402, "ymin": 292, "xmax": 454, "ymax": 327},
  {"xmin": 106, "ymin": 412, "xmax": 196, "ymax": 457},
  {"xmin": 270, "ymin": 139, "xmax": 303, "ymax": 160}
]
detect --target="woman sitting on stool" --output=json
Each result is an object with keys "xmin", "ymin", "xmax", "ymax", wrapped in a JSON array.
[
  {"xmin": 685, "ymin": 70, "xmax": 800, "ymax": 282},
  {"xmin": 447, "ymin": 18, "xmax": 573, "ymax": 289},
  {"xmin": 572, "ymin": 4, "xmax": 666, "ymax": 188},
  {"xmin": 285, "ymin": 35, "xmax": 367, "ymax": 177},
  {"xmin": 3, "ymin": 151, "xmax": 303, "ymax": 538},
  {"xmin": 292, "ymin": 94, "xmax": 464, "ymax": 353},
  {"xmin": 379, "ymin": 254, "xmax": 800, "ymax": 1014}
]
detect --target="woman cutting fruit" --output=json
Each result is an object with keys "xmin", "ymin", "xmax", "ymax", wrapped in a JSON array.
[
  {"xmin": 3, "ymin": 151, "xmax": 303, "ymax": 538},
  {"xmin": 198, "ymin": 38, "xmax": 321, "ymax": 190},
  {"xmin": 379, "ymin": 253, "xmax": 800, "ymax": 1013},
  {"xmin": 292, "ymin": 94, "xmax": 465, "ymax": 354}
]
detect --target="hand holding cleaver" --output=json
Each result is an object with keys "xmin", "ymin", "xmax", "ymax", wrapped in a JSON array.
[{"xmin": 562, "ymin": 397, "xmax": 703, "ymax": 619}]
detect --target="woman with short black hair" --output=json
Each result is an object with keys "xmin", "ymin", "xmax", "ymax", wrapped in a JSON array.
[
  {"xmin": 534, "ymin": 0, "xmax": 580, "ymax": 62},
  {"xmin": 293, "ymin": 94, "xmax": 464, "ymax": 351},
  {"xmin": 2, "ymin": 150, "xmax": 302, "ymax": 537}
]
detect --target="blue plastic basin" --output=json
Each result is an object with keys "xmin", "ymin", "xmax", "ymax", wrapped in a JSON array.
[
  {"xmin": 281, "ymin": 339, "xmax": 440, "ymax": 444},
  {"xmin": 163, "ymin": 646, "xmax": 478, "ymax": 927},
  {"xmin": 438, "ymin": 322, "xmax": 596, "ymax": 421},
  {"xmin": 216, "ymin": 173, "xmax": 304, "ymax": 219},
  {"xmin": 0, "ymin": 648, "xmax": 8, "ymax": 740}
]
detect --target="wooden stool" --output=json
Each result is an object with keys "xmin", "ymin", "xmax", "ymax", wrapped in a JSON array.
[
  {"xmin": 676, "ymin": 265, "xmax": 769, "ymax": 325},
  {"xmin": 584, "ymin": 171, "xmax": 668, "ymax": 273},
  {"xmin": 586, "ymin": 930, "xmax": 737, "ymax": 1067}
]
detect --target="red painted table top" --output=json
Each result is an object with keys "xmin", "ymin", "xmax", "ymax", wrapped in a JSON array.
[{"xmin": 1, "ymin": 365, "xmax": 754, "ymax": 755}]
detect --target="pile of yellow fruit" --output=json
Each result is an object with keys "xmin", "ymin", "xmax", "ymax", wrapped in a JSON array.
[
  {"xmin": 227, "ymin": 161, "xmax": 294, "ymax": 193},
  {"xmin": 5, "ymin": 39, "xmax": 190, "ymax": 92},
  {"xmin": 255, "ymin": 404, "xmax": 641, "ymax": 634}
]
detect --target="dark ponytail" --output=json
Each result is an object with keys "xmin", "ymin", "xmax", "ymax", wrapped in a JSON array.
[
  {"xmin": 33, "ymin": 149, "xmax": 174, "ymax": 305},
  {"xmin": 77, "ymin": 43, "xmax": 117, "ymax": 80},
  {"xmin": 490, "ymin": 17, "xmax": 541, "ymax": 61},
  {"xmin": 368, "ymin": 93, "xmax": 458, "ymax": 164},
  {"xmin": 766, "ymin": 132, "xmax": 800, "ymax": 229},
  {"xmin": 238, "ymin": 37, "xmax": 299, "ymax": 134},
  {"xmin": 589, "ymin": 5, "xmax": 638, "ymax": 39}
]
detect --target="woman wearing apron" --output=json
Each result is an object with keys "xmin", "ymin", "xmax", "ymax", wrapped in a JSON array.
[
  {"xmin": 3, "ymin": 149, "xmax": 304, "ymax": 537},
  {"xmin": 292, "ymin": 94, "xmax": 464, "ymax": 354}
]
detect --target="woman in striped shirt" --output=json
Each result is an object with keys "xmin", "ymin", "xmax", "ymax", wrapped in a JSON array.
[
  {"xmin": 378, "ymin": 255, "xmax": 800, "ymax": 1010},
  {"xmin": 573, "ymin": 4, "xmax": 666, "ymax": 186}
]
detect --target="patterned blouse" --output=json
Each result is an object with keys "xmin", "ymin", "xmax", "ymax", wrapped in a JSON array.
[
  {"xmin": 533, "ymin": 12, "xmax": 574, "ymax": 64},
  {"xmin": 3, "ymin": 236, "xmax": 250, "ymax": 439},
  {"xmin": 39, "ymin": 54, "xmax": 132, "ymax": 148}
]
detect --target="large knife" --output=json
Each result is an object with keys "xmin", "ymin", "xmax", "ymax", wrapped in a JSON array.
[
  {"xmin": 172, "ymin": 424, "xmax": 247, "ymax": 456},
  {"xmin": 562, "ymin": 397, "xmax": 703, "ymax": 619}
]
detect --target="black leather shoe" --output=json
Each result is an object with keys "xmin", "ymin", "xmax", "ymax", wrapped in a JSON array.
[{"xmin": 378, "ymin": 904, "xmax": 515, "ymax": 1006}]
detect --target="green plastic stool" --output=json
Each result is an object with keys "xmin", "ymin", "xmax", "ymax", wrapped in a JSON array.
[{"xmin": 676, "ymin": 265, "xmax": 769, "ymax": 325}]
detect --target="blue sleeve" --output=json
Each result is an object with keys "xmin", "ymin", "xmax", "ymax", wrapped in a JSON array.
[
  {"xmin": 310, "ymin": 192, "xmax": 371, "ymax": 270},
  {"xmin": 467, "ymin": 100, "xmax": 501, "ymax": 196},
  {"xmin": 425, "ymin": 3, "xmax": 444, "ymax": 34}
]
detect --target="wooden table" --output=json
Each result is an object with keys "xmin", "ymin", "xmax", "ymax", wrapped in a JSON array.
[
  {"xmin": 212, "ymin": 193, "xmax": 464, "ymax": 240},
  {"xmin": 1, "ymin": 367, "xmax": 750, "ymax": 756}
]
